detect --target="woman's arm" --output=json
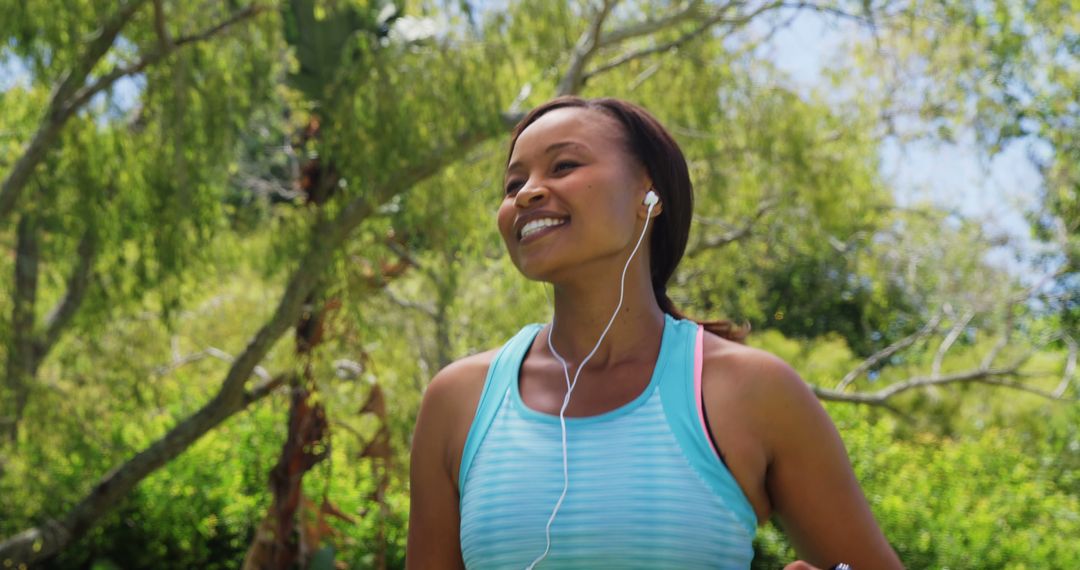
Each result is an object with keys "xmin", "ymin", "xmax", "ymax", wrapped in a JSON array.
[
  {"xmin": 751, "ymin": 352, "xmax": 904, "ymax": 569},
  {"xmin": 406, "ymin": 366, "xmax": 468, "ymax": 570}
]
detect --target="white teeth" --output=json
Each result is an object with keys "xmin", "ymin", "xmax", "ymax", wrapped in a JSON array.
[{"xmin": 520, "ymin": 218, "xmax": 566, "ymax": 239}]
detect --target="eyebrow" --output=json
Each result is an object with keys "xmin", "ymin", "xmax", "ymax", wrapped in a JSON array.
[{"xmin": 506, "ymin": 141, "xmax": 588, "ymax": 173}]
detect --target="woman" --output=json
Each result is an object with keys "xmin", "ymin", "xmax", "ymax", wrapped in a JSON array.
[{"xmin": 407, "ymin": 97, "xmax": 903, "ymax": 569}]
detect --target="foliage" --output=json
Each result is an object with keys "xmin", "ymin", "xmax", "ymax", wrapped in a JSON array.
[
  {"xmin": 851, "ymin": 0, "xmax": 1080, "ymax": 322},
  {"xmin": 2, "ymin": 0, "xmax": 1079, "ymax": 567},
  {"xmin": 753, "ymin": 401, "xmax": 1080, "ymax": 568}
]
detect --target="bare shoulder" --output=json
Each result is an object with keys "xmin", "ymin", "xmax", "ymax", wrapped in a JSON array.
[
  {"xmin": 701, "ymin": 333, "xmax": 902, "ymax": 568},
  {"xmin": 408, "ymin": 350, "xmax": 500, "ymax": 570},
  {"xmin": 697, "ymin": 332, "xmax": 823, "ymax": 521},
  {"xmin": 424, "ymin": 349, "xmax": 500, "ymax": 412},
  {"xmin": 699, "ymin": 332, "xmax": 829, "ymax": 461},
  {"xmin": 418, "ymin": 349, "xmax": 501, "ymax": 484},
  {"xmin": 700, "ymin": 333, "xmax": 817, "ymax": 411}
]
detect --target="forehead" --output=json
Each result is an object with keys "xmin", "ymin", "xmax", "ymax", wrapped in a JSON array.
[{"xmin": 509, "ymin": 107, "xmax": 626, "ymax": 162}]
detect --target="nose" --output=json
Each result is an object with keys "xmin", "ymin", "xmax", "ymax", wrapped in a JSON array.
[{"xmin": 514, "ymin": 183, "xmax": 549, "ymax": 209}]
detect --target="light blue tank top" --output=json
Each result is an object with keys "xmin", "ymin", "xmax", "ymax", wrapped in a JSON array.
[{"xmin": 458, "ymin": 314, "xmax": 757, "ymax": 568}]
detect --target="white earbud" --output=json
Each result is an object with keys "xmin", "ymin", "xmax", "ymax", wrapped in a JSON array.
[{"xmin": 644, "ymin": 190, "xmax": 659, "ymax": 207}]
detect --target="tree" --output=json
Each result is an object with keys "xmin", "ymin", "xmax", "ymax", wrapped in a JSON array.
[
  {"xmin": 845, "ymin": 0, "xmax": 1079, "ymax": 303},
  {"xmin": 3, "ymin": 0, "xmax": 1076, "ymax": 565},
  {"xmin": 0, "ymin": 0, "xmax": 269, "ymax": 226},
  {"xmin": 4, "ymin": 0, "xmax": 825, "ymax": 563},
  {"xmin": 0, "ymin": 0, "xmax": 277, "ymax": 442}
]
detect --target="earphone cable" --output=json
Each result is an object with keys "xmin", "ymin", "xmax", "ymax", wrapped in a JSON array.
[{"xmin": 525, "ymin": 199, "xmax": 656, "ymax": 569}]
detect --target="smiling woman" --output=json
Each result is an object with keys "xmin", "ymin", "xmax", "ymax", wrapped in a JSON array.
[{"xmin": 406, "ymin": 97, "xmax": 904, "ymax": 570}]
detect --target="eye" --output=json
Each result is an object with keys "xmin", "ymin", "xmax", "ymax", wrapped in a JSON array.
[
  {"xmin": 504, "ymin": 179, "xmax": 523, "ymax": 195},
  {"xmin": 554, "ymin": 161, "xmax": 579, "ymax": 172}
]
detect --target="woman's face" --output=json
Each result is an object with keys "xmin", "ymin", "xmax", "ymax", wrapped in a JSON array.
[{"xmin": 498, "ymin": 107, "xmax": 652, "ymax": 282}]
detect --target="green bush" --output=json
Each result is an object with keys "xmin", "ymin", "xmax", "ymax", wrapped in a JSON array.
[{"xmin": 753, "ymin": 404, "xmax": 1080, "ymax": 569}]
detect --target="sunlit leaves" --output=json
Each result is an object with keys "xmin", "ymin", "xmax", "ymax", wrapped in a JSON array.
[{"xmin": 2, "ymin": 0, "xmax": 1078, "ymax": 566}]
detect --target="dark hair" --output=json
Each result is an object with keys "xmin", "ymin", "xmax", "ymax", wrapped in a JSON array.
[{"xmin": 508, "ymin": 96, "xmax": 749, "ymax": 343}]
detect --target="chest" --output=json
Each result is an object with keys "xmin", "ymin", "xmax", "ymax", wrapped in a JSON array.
[
  {"xmin": 458, "ymin": 391, "xmax": 756, "ymax": 569},
  {"xmin": 517, "ymin": 355, "xmax": 658, "ymax": 417}
]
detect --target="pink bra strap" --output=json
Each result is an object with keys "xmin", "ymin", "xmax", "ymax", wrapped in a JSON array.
[{"xmin": 694, "ymin": 326, "xmax": 709, "ymax": 445}]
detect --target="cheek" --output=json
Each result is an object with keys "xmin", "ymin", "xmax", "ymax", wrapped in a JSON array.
[
  {"xmin": 496, "ymin": 202, "xmax": 525, "ymax": 268},
  {"xmin": 592, "ymin": 195, "xmax": 636, "ymax": 235},
  {"xmin": 496, "ymin": 200, "xmax": 515, "ymax": 240}
]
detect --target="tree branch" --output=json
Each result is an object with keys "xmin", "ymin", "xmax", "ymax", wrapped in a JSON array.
[
  {"xmin": 597, "ymin": 0, "xmax": 711, "ymax": 48},
  {"xmin": 0, "ymin": 220, "xmax": 323, "ymax": 563},
  {"xmin": 0, "ymin": 0, "xmax": 147, "ymax": 227},
  {"xmin": 0, "ymin": 370, "xmax": 293, "ymax": 563},
  {"xmin": 585, "ymin": 0, "xmax": 877, "ymax": 88},
  {"xmin": 875, "ymin": 354, "xmax": 1033, "ymax": 401},
  {"xmin": 40, "ymin": 227, "xmax": 98, "ymax": 354},
  {"xmin": 153, "ymin": 346, "xmax": 273, "ymax": 383},
  {"xmin": 384, "ymin": 289, "xmax": 437, "ymax": 319},
  {"xmin": 975, "ymin": 377, "xmax": 1075, "ymax": 401},
  {"xmin": 65, "ymin": 4, "xmax": 268, "ymax": 115},
  {"xmin": 555, "ymin": 0, "xmax": 619, "ymax": 96},
  {"xmin": 383, "ymin": 238, "xmax": 427, "ymax": 279},
  {"xmin": 815, "ymin": 363, "xmax": 1075, "ymax": 407},
  {"xmin": 777, "ymin": 1, "xmax": 875, "ymax": 26},
  {"xmin": 244, "ymin": 372, "xmax": 291, "ymax": 405},
  {"xmin": 1052, "ymin": 335, "xmax": 1077, "ymax": 399},
  {"xmin": 3, "ymin": 213, "xmax": 42, "ymax": 441},
  {"xmin": 686, "ymin": 198, "xmax": 777, "ymax": 257},
  {"xmin": 152, "ymin": 0, "xmax": 174, "ymax": 50},
  {"xmin": 818, "ymin": 319, "xmax": 1077, "ymax": 408},
  {"xmin": 0, "ymin": 1, "xmax": 265, "ymax": 227},
  {"xmin": 835, "ymin": 309, "xmax": 944, "ymax": 391},
  {"xmin": 584, "ymin": 0, "xmax": 827, "ymax": 86},
  {"xmin": 584, "ymin": 2, "xmax": 741, "ymax": 82},
  {"xmin": 931, "ymin": 308, "xmax": 975, "ymax": 378},
  {"xmin": 584, "ymin": 23, "xmax": 708, "ymax": 81},
  {"xmin": 981, "ymin": 300, "xmax": 1015, "ymax": 370}
]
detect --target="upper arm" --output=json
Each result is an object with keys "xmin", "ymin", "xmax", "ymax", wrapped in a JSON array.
[
  {"xmin": 751, "ymin": 354, "xmax": 903, "ymax": 569},
  {"xmin": 406, "ymin": 365, "xmax": 471, "ymax": 570}
]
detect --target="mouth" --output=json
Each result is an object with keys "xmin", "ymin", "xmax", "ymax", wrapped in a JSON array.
[{"xmin": 517, "ymin": 217, "xmax": 569, "ymax": 243}]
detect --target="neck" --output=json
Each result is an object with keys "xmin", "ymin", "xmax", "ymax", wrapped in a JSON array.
[{"xmin": 547, "ymin": 267, "xmax": 665, "ymax": 368}]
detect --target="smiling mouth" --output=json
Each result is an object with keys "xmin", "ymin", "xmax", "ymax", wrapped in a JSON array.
[{"xmin": 518, "ymin": 218, "xmax": 569, "ymax": 242}]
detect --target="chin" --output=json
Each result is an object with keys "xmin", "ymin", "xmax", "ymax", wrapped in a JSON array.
[
  {"xmin": 508, "ymin": 251, "xmax": 566, "ymax": 283},
  {"xmin": 514, "ymin": 255, "xmax": 597, "ymax": 287},
  {"xmin": 512, "ymin": 258, "xmax": 557, "ymax": 283},
  {"xmin": 509, "ymin": 240, "xmax": 629, "ymax": 285}
]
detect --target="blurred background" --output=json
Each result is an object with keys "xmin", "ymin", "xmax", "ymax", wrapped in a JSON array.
[{"xmin": 0, "ymin": 0, "xmax": 1077, "ymax": 567}]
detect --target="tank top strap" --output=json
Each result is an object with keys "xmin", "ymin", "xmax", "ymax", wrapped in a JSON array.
[
  {"xmin": 458, "ymin": 323, "xmax": 544, "ymax": 498},
  {"xmin": 657, "ymin": 318, "xmax": 758, "ymax": 535}
]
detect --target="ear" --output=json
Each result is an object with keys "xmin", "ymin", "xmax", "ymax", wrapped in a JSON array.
[{"xmin": 640, "ymin": 187, "xmax": 663, "ymax": 219}]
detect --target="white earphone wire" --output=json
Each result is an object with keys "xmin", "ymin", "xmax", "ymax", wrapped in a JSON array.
[{"xmin": 525, "ymin": 194, "xmax": 657, "ymax": 569}]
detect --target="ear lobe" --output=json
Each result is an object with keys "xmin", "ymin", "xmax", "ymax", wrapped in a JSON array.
[
  {"xmin": 641, "ymin": 189, "xmax": 662, "ymax": 218},
  {"xmin": 639, "ymin": 202, "xmax": 663, "ymax": 220}
]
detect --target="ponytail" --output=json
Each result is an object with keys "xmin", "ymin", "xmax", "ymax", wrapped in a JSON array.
[{"xmin": 654, "ymin": 287, "xmax": 750, "ymax": 343}]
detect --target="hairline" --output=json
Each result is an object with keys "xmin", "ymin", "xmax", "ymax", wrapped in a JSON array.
[{"xmin": 508, "ymin": 104, "xmax": 640, "ymax": 170}]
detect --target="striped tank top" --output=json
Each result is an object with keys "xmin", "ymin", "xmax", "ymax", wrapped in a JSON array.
[{"xmin": 458, "ymin": 314, "xmax": 758, "ymax": 568}]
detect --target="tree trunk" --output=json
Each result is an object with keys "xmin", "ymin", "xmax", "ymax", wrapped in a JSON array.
[
  {"xmin": 267, "ymin": 378, "xmax": 329, "ymax": 568},
  {"xmin": 4, "ymin": 213, "xmax": 41, "ymax": 443},
  {"xmin": 4, "ymin": 220, "xmax": 98, "ymax": 444}
]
